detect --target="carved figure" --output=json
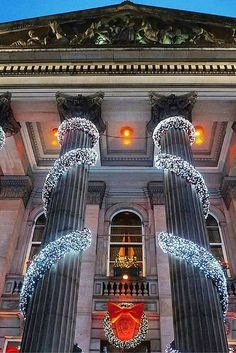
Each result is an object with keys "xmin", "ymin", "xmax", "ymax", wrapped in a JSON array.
[
  {"xmin": 138, "ymin": 20, "xmax": 159, "ymax": 44},
  {"xmin": 11, "ymin": 30, "xmax": 42, "ymax": 47},
  {"xmin": 44, "ymin": 21, "xmax": 69, "ymax": 45},
  {"xmin": 191, "ymin": 27, "xmax": 223, "ymax": 45}
]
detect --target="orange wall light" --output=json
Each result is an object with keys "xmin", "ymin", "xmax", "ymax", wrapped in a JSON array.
[
  {"xmin": 194, "ymin": 126, "xmax": 204, "ymax": 145},
  {"xmin": 120, "ymin": 126, "xmax": 133, "ymax": 138}
]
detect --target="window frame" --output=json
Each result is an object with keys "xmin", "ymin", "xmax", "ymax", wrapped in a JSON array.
[{"xmin": 107, "ymin": 209, "xmax": 146, "ymax": 277}]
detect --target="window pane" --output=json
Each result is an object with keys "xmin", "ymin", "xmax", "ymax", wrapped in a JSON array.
[
  {"xmin": 112, "ymin": 211, "xmax": 141, "ymax": 225},
  {"xmin": 32, "ymin": 227, "xmax": 45, "ymax": 242},
  {"xmin": 110, "ymin": 234, "xmax": 142, "ymax": 243},
  {"xmin": 29, "ymin": 244, "xmax": 41, "ymax": 260},
  {"xmin": 206, "ymin": 214, "xmax": 218, "ymax": 226},
  {"xmin": 210, "ymin": 245, "xmax": 224, "ymax": 261},
  {"xmin": 207, "ymin": 228, "xmax": 221, "ymax": 243},
  {"xmin": 110, "ymin": 245, "xmax": 142, "ymax": 261},
  {"xmin": 35, "ymin": 213, "xmax": 46, "ymax": 225},
  {"xmin": 110, "ymin": 226, "xmax": 142, "ymax": 234}
]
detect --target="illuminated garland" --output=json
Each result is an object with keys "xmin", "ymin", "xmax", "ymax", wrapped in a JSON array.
[
  {"xmin": 153, "ymin": 116, "xmax": 195, "ymax": 150},
  {"xmin": 20, "ymin": 228, "xmax": 92, "ymax": 318},
  {"xmin": 158, "ymin": 232, "xmax": 228, "ymax": 319},
  {"xmin": 103, "ymin": 303, "xmax": 148, "ymax": 350},
  {"xmin": 0, "ymin": 126, "xmax": 5, "ymax": 150},
  {"xmin": 58, "ymin": 117, "xmax": 99, "ymax": 147},
  {"xmin": 153, "ymin": 116, "xmax": 228, "ymax": 353},
  {"xmin": 154, "ymin": 153, "xmax": 209, "ymax": 218},
  {"xmin": 42, "ymin": 148, "xmax": 97, "ymax": 215}
]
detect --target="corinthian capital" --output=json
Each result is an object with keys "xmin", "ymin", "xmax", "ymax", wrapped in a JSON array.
[
  {"xmin": 0, "ymin": 92, "xmax": 21, "ymax": 136},
  {"xmin": 56, "ymin": 92, "xmax": 105, "ymax": 133},
  {"xmin": 147, "ymin": 91, "xmax": 197, "ymax": 134}
]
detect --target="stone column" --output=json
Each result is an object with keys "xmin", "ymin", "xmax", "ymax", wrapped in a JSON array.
[
  {"xmin": 75, "ymin": 182, "xmax": 106, "ymax": 353},
  {"xmin": 21, "ymin": 93, "xmax": 105, "ymax": 353},
  {"xmin": 148, "ymin": 181, "xmax": 174, "ymax": 352},
  {"xmin": 148, "ymin": 93, "xmax": 228, "ymax": 352}
]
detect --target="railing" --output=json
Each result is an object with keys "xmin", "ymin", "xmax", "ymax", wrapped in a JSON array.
[
  {"xmin": 102, "ymin": 280, "xmax": 150, "ymax": 296},
  {"xmin": 94, "ymin": 278, "xmax": 158, "ymax": 297}
]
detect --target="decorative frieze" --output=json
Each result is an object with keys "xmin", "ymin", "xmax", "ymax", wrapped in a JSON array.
[
  {"xmin": 147, "ymin": 181, "xmax": 165, "ymax": 206},
  {"xmin": 0, "ymin": 176, "xmax": 32, "ymax": 206},
  {"xmin": 221, "ymin": 176, "xmax": 236, "ymax": 208}
]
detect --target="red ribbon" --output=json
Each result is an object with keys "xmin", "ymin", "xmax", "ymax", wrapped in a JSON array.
[{"xmin": 108, "ymin": 302, "xmax": 144, "ymax": 324}]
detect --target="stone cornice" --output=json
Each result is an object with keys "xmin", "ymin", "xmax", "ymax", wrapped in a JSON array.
[
  {"xmin": 1, "ymin": 62, "xmax": 236, "ymax": 77},
  {"xmin": 87, "ymin": 181, "xmax": 106, "ymax": 207},
  {"xmin": 0, "ymin": 176, "xmax": 32, "ymax": 206},
  {"xmin": 147, "ymin": 181, "xmax": 165, "ymax": 206},
  {"xmin": 221, "ymin": 176, "xmax": 236, "ymax": 208}
]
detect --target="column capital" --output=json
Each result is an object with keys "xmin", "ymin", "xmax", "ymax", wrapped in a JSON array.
[
  {"xmin": 147, "ymin": 91, "xmax": 197, "ymax": 134},
  {"xmin": 232, "ymin": 122, "xmax": 236, "ymax": 133},
  {"xmin": 0, "ymin": 92, "xmax": 21, "ymax": 136},
  {"xmin": 221, "ymin": 176, "xmax": 236, "ymax": 208},
  {"xmin": 0, "ymin": 176, "xmax": 32, "ymax": 206},
  {"xmin": 147, "ymin": 181, "xmax": 165, "ymax": 206},
  {"xmin": 87, "ymin": 181, "xmax": 106, "ymax": 207},
  {"xmin": 56, "ymin": 91, "xmax": 106, "ymax": 133}
]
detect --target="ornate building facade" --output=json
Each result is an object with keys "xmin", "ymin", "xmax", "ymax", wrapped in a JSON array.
[{"xmin": 0, "ymin": 2, "xmax": 235, "ymax": 352}]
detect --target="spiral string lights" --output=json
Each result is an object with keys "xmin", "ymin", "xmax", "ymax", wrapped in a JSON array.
[
  {"xmin": 20, "ymin": 117, "xmax": 99, "ymax": 318},
  {"xmin": 153, "ymin": 116, "xmax": 228, "ymax": 353},
  {"xmin": 0, "ymin": 126, "xmax": 6, "ymax": 150}
]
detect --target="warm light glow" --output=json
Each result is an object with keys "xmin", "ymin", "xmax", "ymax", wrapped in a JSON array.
[
  {"xmin": 120, "ymin": 126, "xmax": 133, "ymax": 138},
  {"xmin": 123, "ymin": 138, "xmax": 131, "ymax": 145},
  {"xmin": 195, "ymin": 137, "xmax": 204, "ymax": 145},
  {"xmin": 51, "ymin": 140, "xmax": 58, "ymax": 146},
  {"xmin": 123, "ymin": 274, "xmax": 128, "ymax": 280},
  {"xmin": 194, "ymin": 126, "xmax": 204, "ymax": 144},
  {"xmin": 52, "ymin": 128, "xmax": 58, "ymax": 137}
]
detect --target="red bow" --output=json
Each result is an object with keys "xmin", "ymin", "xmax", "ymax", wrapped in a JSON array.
[{"xmin": 108, "ymin": 303, "xmax": 144, "ymax": 324}]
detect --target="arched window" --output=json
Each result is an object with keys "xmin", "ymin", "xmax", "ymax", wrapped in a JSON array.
[
  {"xmin": 206, "ymin": 214, "xmax": 227, "ymax": 265},
  {"xmin": 25, "ymin": 213, "xmax": 46, "ymax": 270},
  {"xmin": 108, "ymin": 211, "xmax": 144, "ymax": 277}
]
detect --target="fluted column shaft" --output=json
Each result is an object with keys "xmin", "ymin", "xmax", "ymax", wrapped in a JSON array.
[
  {"xmin": 161, "ymin": 128, "xmax": 228, "ymax": 352},
  {"xmin": 22, "ymin": 128, "xmax": 93, "ymax": 353}
]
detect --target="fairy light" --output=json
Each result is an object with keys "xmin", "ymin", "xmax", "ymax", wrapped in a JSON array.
[
  {"xmin": 153, "ymin": 116, "xmax": 228, "ymax": 353},
  {"xmin": 20, "ymin": 228, "xmax": 92, "ymax": 318},
  {"xmin": 0, "ymin": 126, "xmax": 5, "ymax": 150},
  {"xmin": 20, "ymin": 117, "xmax": 99, "ymax": 320}
]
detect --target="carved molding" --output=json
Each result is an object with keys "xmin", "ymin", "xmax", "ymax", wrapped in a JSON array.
[
  {"xmin": 56, "ymin": 92, "xmax": 106, "ymax": 133},
  {"xmin": 1, "ymin": 63, "xmax": 236, "ymax": 77},
  {"xmin": 221, "ymin": 176, "xmax": 236, "ymax": 208},
  {"xmin": 147, "ymin": 181, "xmax": 165, "ymax": 206},
  {"xmin": 0, "ymin": 92, "xmax": 21, "ymax": 136},
  {"xmin": 0, "ymin": 176, "xmax": 32, "ymax": 206},
  {"xmin": 147, "ymin": 92, "xmax": 197, "ymax": 133},
  {"xmin": 87, "ymin": 181, "xmax": 106, "ymax": 207}
]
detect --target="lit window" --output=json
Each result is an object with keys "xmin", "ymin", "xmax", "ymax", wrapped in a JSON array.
[
  {"xmin": 108, "ymin": 211, "xmax": 144, "ymax": 277},
  {"xmin": 25, "ymin": 213, "xmax": 46, "ymax": 271},
  {"xmin": 206, "ymin": 214, "xmax": 229, "ymax": 274}
]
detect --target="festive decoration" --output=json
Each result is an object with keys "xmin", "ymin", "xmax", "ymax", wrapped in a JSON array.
[
  {"xmin": 158, "ymin": 232, "xmax": 228, "ymax": 319},
  {"xmin": 153, "ymin": 116, "xmax": 228, "ymax": 353},
  {"xmin": 154, "ymin": 153, "xmax": 209, "ymax": 218},
  {"xmin": 104, "ymin": 303, "xmax": 148, "ymax": 350},
  {"xmin": 153, "ymin": 116, "xmax": 195, "ymax": 151},
  {"xmin": 20, "ymin": 228, "xmax": 92, "ymax": 318},
  {"xmin": 0, "ymin": 126, "xmax": 6, "ymax": 150},
  {"xmin": 58, "ymin": 117, "xmax": 99, "ymax": 147},
  {"xmin": 114, "ymin": 254, "xmax": 138, "ymax": 268},
  {"xmin": 42, "ymin": 148, "xmax": 97, "ymax": 215}
]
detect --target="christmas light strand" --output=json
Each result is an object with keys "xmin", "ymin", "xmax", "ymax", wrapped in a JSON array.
[
  {"xmin": 103, "ymin": 303, "xmax": 148, "ymax": 350},
  {"xmin": 158, "ymin": 232, "xmax": 228, "ymax": 318},
  {"xmin": 20, "ymin": 228, "xmax": 92, "ymax": 318},
  {"xmin": 42, "ymin": 148, "xmax": 97, "ymax": 215},
  {"xmin": 58, "ymin": 117, "xmax": 99, "ymax": 147},
  {"xmin": 0, "ymin": 126, "xmax": 5, "ymax": 150},
  {"xmin": 153, "ymin": 116, "xmax": 195, "ymax": 150},
  {"xmin": 154, "ymin": 153, "xmax": 209, "ymax": 218},
  {"xmin": 153, "ymin": 116, "xmax": 228, "ymax": 353}
]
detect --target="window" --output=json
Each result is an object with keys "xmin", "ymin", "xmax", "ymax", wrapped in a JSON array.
[
  {"xmin": 206, "ymin": 214, "xmax": 226, "ymax": 262},
  {"xmin": 25, "ymin": 213, "xmax": 46, "ymax": 270},
  {"xmin": 108, "ymin": 211, "xmax": 144, "ymax": 277}
]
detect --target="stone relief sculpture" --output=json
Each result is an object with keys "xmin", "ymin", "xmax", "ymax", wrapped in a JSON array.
[{"xmin": 6, "ymin": 13, "xmax": 233, "ymax": 48}]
